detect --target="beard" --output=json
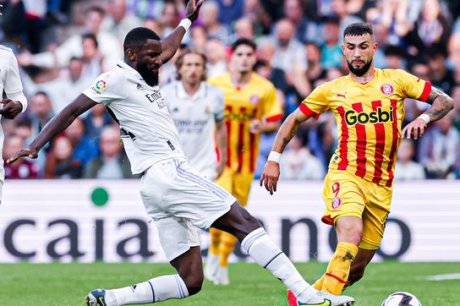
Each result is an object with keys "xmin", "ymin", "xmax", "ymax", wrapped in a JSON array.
[
  {"xmin": 137, "ymin": 62, "xmax": 159, "ymax": 86},
  {"xmin": 347, "ymin": 58, "xmax": 372, "ymax": 77}
]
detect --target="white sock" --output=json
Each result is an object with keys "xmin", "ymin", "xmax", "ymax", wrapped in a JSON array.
[
  {"xmin": 105, "ymin": 274, "xmax": 189, "ymax": 305},
  {"xmin": 205, "ymin": 253, "xmax": 219, "ymax": 279},
  {"xmin": 241, "ymin": 228, "xmax": 323, "ymax": 304}
]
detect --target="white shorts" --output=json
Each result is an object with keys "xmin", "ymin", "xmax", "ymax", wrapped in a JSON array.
[{"xmin": 140, "ymin": 158, "xmax": 235, "ymax": 261}]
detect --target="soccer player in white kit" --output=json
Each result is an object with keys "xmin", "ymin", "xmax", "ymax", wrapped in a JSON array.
[
  {"xmin": 0, "ymin": 45, "xmax": 28, "ymax": 202},
  {"xmin": 162, "ymin": 48, "xmax": 227, "ymax": 181},
  {"xmin": 7, "ymin": 1, "xmax": 354, "ymax": 305}
]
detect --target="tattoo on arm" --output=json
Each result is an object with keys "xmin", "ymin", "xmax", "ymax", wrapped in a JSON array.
[
  {"xmin": 280, "ymin": 122, "xmax": 300, "ymax": 151},
  {"xmin": 424, "ymin": 86, "xmax": 454, "ymax": 122},
  {"xmin": 281, "ymin": 137, "xmax": 291, "ymax": 152}
]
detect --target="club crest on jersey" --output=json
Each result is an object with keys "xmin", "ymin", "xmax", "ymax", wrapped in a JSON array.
[
  {"xmin": 250, "ymin": 95, "xmax": 260, "ymax": 105},
  {"xmin": 205, "ymin": 104, "xmax": 215, "ymax": 114},
  {"xmin": 380, "ymin": 83, "xmax": 394, "ymax": 95}
]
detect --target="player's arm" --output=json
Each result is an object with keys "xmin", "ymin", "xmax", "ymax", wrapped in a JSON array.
[
  {"xmin": 160, "ymin": 0, "xmax": 204, "ymax": 64},
  {"xmin": 402, "ymin": 86, "xmax": 454, "ymax": 139},
  {"xmin": 215, "ymin": 119, "xmax": 227, "ymax": 179},
  {"xmin": 7, "ymin": 94, "xmax": 98, "ymax": 164},
  {"xmin": 259, "ymin": 108, "xmax": 311, "ymax": 194},
  {"xmin": 0, "ymin": 51, "xmax": 28, "ymax": 119},
  {"xmin": 261, "ymin": 120, "xmax": 281, "ymax": 133},
  {"xmin": 249, "ymin": 119, "xmax": 281, "ymax": 134}
]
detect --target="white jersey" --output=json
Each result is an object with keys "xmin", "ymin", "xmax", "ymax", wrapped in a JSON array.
[
  {"xmin": 83, "ymin": 61, "xmax": 185, "ymax": 174},
  {"xmin": 0, "ymin": 45, "xmax": 28, "ymax": 184},
  {"xmin": 162, "ymin": 81, "xmax": 224, "ymax": 180}
]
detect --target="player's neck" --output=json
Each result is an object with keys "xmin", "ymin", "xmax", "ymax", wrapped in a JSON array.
[
  {"xmin": 231, "ymin": 71, "xmax": 252, "ymax": 88},
  {"xmin": 350, "ymin": 66, "xmax": 375, "ymax": 84},
  {"xmin": 182, "ymin": 81, "xmax": 201, "ymax": 96}
]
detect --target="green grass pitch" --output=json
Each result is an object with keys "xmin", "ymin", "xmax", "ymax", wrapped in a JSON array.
[{"xmin": 1, "ymin": 261, "xmax": 458, "ymax": 305}]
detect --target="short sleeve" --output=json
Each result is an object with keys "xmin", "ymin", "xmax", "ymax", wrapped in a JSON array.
[
  {"xmin": 397, "ymin": 69, "xmax": 432, "ymax": 101},
  {"xmin": 4, "ymin": 51, "xmax": 27, "ymax": 111},
  {"xmin": 83, "ymin": 72, "xmax": 124, "ymax": 105},
  {"xmin": 262, "ymin": 83, "xmax": 283, "ymax": 122},
  {"xmin": 213, "ymin": 87, "xmax": 225, "ymax": 122},
  {"xmin": 299, "ymin": 83, "xmax": 331, "ymax": 119}
]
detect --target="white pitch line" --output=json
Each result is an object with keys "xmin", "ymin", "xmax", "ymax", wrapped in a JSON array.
[{"xmin": 424, "ymin": 273, "xmax": 460, "ymax": 281}]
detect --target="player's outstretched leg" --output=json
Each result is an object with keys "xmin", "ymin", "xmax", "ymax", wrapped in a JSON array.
[
  {"xmin": 86, "ymin": 247, "xmax": 203, "ymax": 306},
  {"xmin": 211, "ymin": 203, "xmax": 355, "ymax": 306}
]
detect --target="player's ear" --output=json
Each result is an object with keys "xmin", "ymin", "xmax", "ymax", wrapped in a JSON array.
[{"xmin": 126, "ymin": 48, "xmax": 137, "ymax": 62}]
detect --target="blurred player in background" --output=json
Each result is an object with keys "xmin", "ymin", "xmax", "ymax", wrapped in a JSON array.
[
  {"xmin": 206, "ymin": 38, "xmax": 283, "ymax": 285},
  {"xmin": 7, "ymin": 1, "xmax": 354, "ymax": 306},
  {"xmin": 163, "ymin": 48, "xmax": 227, "ymax": 181},
  {"xmin": 259, "ymin": 22, "xmax": 454, "ymax": 305},
  {"xmin": 0, "ymin": 45, "xmax": 28, "ymax": 203}
]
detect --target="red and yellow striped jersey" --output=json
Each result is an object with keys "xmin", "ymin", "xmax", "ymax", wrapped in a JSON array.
[
  {"xmin": 300, "ymin": 69, "xmax": 431, "ymax": 187},
  {"xmin": 209, "ymin": 72, "xmax": 282, "ymax": 173}
]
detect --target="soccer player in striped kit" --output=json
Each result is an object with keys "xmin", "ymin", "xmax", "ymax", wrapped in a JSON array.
[
  {"xmin": 260, "ymin": 22, "xmax": 454, "ymax": 305},
  {"xmin": 206, "ymin": 38, "xmax": 283, "ymax": 285}
]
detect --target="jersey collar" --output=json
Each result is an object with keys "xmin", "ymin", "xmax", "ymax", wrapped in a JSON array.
[
  {"xmin": 176, "ymin": 81, "xmax": 207, "ymax": 100},
  {"xmin": 117, "ymin": 61, "xmax": 160, "ymax": 91}
]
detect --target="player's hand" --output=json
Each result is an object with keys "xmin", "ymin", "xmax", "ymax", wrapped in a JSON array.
[
  {"xmin": 6, "ymin": 148, "xmax": 38, "ymax": 165},
  {"xmin": 249, "ymin": 119, "xmax": 262, "ymax": 134},
  {"xmin": 0, "ymin": 99, "xmax": 23, "ymax": 119},
  {"xmin": 16, "ymin": 51, "xmax": 33, "ymax": 66},
  {"xmin": 402, "ymin": 118, "xmax": 427, "ymax": 140},
  {"xmin": 259, "ymin": 161, "xmax": 280, "ymax": 195},
  {"xmin": 185, "ymin": 0, "xmax": 205, "ymax": 22}
]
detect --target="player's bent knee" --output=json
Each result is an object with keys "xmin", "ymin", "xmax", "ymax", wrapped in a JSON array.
[
  {"xmin": 182, "ymin": 274, "xmax": 203, "ymax": 296},
  {"xmin": 238, "ymin": 206, "xmax": 261, "ymax": 227}
]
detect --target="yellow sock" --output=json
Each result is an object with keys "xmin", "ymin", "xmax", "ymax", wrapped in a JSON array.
[
  {"xmin": 218, "ymin": 231, "xmax": 238, "ymax": 267},
  {"xmin": 322, "ymin": 242, "xmax": 358, "ymax": 295},
  {"xmin": 209, "ymin": 228, "xmax": 222, "ymax": 256},
  {"xmin": 313, "ymin": 274, "xmax": 324, "ymax": 290}
]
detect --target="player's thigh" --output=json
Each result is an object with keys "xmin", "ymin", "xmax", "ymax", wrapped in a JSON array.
[
  {"xmin": 321, "ymin": 170, "xmax": 366, "ymax": 225},
  {"xmin": 360, "ymin": 184, "xmax": 392, "ymax": 250},
  {"xmin": 155, "ymin": 216, "xmax": 201, "ymax": 262}
]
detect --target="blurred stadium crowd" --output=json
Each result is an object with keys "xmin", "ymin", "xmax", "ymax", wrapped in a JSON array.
[{"xmin": 0, "ymin": 0, "xmax": 459, "ymax": 180}]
